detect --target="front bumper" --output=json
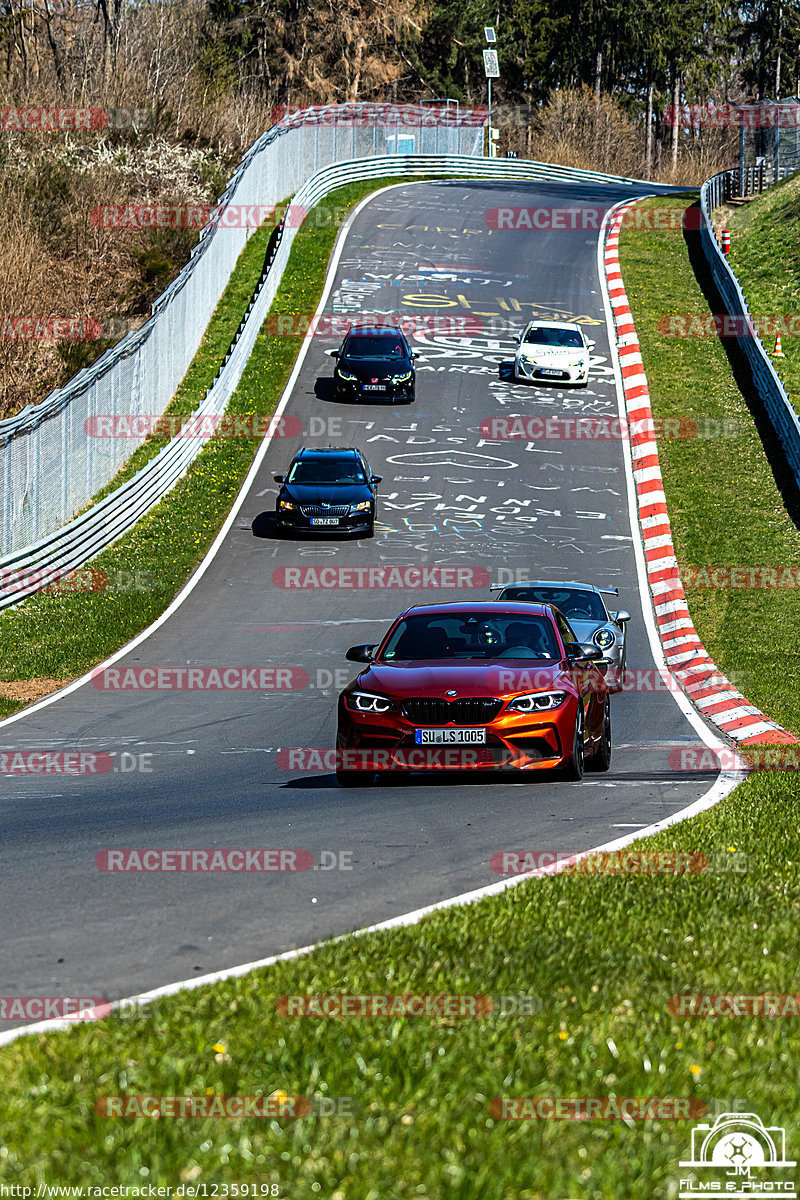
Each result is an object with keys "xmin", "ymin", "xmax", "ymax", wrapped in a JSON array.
[
  {"xmin": 276, "ymin": 509, "xmax": 373, "ymax": 535},
  {"xmin": 515, "ymin": 357, "xmax": 588, "ymax": 385},
  {"xmin": 336, "ymin": 698, "xmax": 577, "ymax": 773},
  {"xmin": 334, "ymin": 375, "xmax": 414, "ymax": 401}
]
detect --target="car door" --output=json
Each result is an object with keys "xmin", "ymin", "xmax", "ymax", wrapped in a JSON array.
[{"xmin": 554, "ymin": 609, "xmax": 604, "ymax": 732}]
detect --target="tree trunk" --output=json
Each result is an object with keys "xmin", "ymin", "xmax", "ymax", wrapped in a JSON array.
[
  {"xmin": 645, "ymin": 77, "xmax": 654, "ymax": 177},
  {"xmin": 775, "ymin": 2, "xmax": 783, "ymax": 97},
  {"xmin": 594, "ymin": 43, "xmax": 602, "ymax": 101},
  {"xmin": 671, "ymin": 69, "xmax": 680, "ymax": 174}
]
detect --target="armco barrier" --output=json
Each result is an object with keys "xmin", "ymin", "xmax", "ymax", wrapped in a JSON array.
[
  {"xmin": 700, "ymin": 170, "xmax": 800, "ymax": 480},
  {"xmin": 0, "ymin": 148, "xmax": 652, "ymax": 611}
]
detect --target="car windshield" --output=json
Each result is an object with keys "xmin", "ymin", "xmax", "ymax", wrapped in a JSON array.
[
  {"xmin": 344, "ymin": 336, "xmax": 406, "ymax": 359},
  {"xmin": 500, "ymin": 587, "xmax": 607, "ymax": 622},
  {"xmin": 287, "ymin": 459, "xmax": 365, "ymax": 485},
  {"xmin": 380, "ymin": 612, "xmax": 561, "ymax": 660},
  {"xmin": 522, "ymin": 327, "xmax": 583, "ymax": 348}
]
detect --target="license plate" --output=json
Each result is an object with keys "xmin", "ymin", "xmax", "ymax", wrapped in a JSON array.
[
  {"xmin": 414, "ymin": 728, "xmax": 487, "ymax": 745},
  {"xmin": 539, "ymin": 368, "xmax": 563, "ymax": 377},
  {"xmin": 310, "ymin": 517, "xmax": 339, "ymax": 526},
  {"xmin": 363, "ymin": 383, "xmax": 386, "ymax": 392}
]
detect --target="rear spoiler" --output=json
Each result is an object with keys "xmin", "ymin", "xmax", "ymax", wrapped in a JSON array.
[{"xmin": 489, "ymin": 583, "xmax": 619, "ymax": 596}]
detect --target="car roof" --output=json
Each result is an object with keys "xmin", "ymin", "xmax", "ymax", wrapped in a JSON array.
[
  {"xmin": 399, "ymin": 601, "xmax": 554, "ymax": 618},
  {"xmin": 500, "ymin": 580, "xmax": 602, "ymax": 594},
  {"xmin": 294, "ymin": 446, "xmax": 362, "ymax": 458},
  {"xmin": 345, "ymin": 326, "xmax": 406, "ymax": 338},
  {"xmin": 521, "ymin": 320, "xmax": 582, "ymax": 332}
]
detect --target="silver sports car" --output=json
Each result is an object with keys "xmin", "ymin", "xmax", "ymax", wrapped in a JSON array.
[{"xmin": 490, "ymin": 580, "xmax": 630, "ymax": 691}]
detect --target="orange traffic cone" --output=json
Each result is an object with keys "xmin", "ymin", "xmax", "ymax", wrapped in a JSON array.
[{"xmin": 773, "ymin": 335, "xmax": 786, "ymax": 358}]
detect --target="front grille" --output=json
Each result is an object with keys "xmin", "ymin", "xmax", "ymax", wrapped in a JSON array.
[
  {"xmin": 401, "ymin": 697, "xmax": 503, "ymax": 725},
  {"xmin": 300, "ymin": 504, "xmax": 349, "ymax": 517}
]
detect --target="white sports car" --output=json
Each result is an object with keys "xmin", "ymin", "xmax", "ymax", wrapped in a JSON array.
[{"xmin": 514, "ymin": 320, "xmax": 590, "ymax": 387}]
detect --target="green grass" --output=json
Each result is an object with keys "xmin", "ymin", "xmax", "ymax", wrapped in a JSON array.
[
  {"xmin": 619, "ymin": 192, "xmax": 800, "ymax": 733},
  {"xmin": 0, "ymin": 176, "xmax": 433, "ymax": 708},
  {"xmin": 724, "ymin": 172, "xmax": 800, "ymax": 404},
  {"xmin": 0, "ymin": 769, "xmax": 798, "ymax": 1195}
]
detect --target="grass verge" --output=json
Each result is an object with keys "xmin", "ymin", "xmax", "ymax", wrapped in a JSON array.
[
  {"xmin": 618, "ymin": 192, "xmax": 800, "ymax": 735},
  {"xmin": 0, "ymin": 770, "xmax": 798, "ymax": 1194},
  {"xmin": 0, "ymin": 176, "xmax": 432, "ymax": 716}
]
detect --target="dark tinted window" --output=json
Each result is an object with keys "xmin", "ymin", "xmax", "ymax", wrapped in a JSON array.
[
  {"xmin": 500, "ymin": 587, "xmax": 606, "ymax": 622},
  {"xmin": 380, "ymin": 612, "xmax": 560, "ymax": 661},
  {"xmin": 287, "ymin": 458, "xmax": 365, "ymax": 484},
  {"xmin": 344, "ymin": 335, "xmax": 406, "ymax": 359}
]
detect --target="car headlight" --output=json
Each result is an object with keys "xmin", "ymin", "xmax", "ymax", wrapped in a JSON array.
[
  {"xmin": 337, "ymin": 370, "xmax": 357, "ymax": 381},
  {"xmin": 352, "ymin": 501, "xmax": 372, "ymax": 512},
  {"xmin": 593, "ymin": 628, "xmax": 616, "ymax": 650},
  {"xmin": 390, "ymin": 371, "xmax": 413, "ymax": 384},
  {"xmin": 279, "ymin": 500, "xmax": 299, "ymax": 511},
  {"xmin": 520, "ymin": 351, "xmax": 539, "ymax": 361},
  {"xmin": 345, "ymin": 690, "xmax": 395, "ymax": 714},
  {"xmin": 506, "ymin": 691, "xmax": 567, "ymax": 713}
]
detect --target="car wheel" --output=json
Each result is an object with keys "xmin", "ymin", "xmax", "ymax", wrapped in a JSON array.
[
  {"xmin": 586, "ymin": 696, "xmax": 611, "ymax": 772},
  {"xmin": 336, "ymin": 768, "xmax": 376, "ymax": 787},
  {"xmin": 560, "ymin": 702, "xmax": 585, "ymax": 781},
  {"xmin": 363, "ymin": 523, "xmax": 375, "ymax": 539}
]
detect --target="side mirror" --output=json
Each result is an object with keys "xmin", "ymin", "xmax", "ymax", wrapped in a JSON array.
[
  {"xmin": 410, "ymin": 350, "xmax": 418, "ymax": 359},
  {"xmin": 346, "ymin": 644, "xmax": 376, "ymax": 663},
  {"xmin": 330, "ymin": 349, "xmax": 340, "ymax": 358},
  {"xmin": 273, "ymin": 474, "xmax": 284, "ymax": 483},
  {"xmin": 371, "ymin": 475, "xmax": 383, "ymax": 485},
  {"xmin": 612, "ymin": 610, "xmax": 631, "ymax": 625},
  {"xmin": 565, "ymin": 642, "xmax": 604, "ymax": 662}
]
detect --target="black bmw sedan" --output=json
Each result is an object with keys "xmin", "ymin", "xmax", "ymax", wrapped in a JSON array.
[
  {"xmin": 274, "ymin": 447, "xmax": 381, "ymax": 537},
  {"xmin": 332, "ymin": 325, "xmax": 416, "ymax": 402}
]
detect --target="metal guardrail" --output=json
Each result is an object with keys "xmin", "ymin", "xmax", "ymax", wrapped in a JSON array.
[
  {"xmin": 0, "ymin": 151, "xmax": 651, "ymax": 610},
  {"xmin": 699, "ymin": 169, "xmax": 800, "ymax": 482}
]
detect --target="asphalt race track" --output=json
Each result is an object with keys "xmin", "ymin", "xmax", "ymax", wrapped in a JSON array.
[{"xmin": 1, "ymin": 179, "xmax": 724, "ymax": 1023}]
